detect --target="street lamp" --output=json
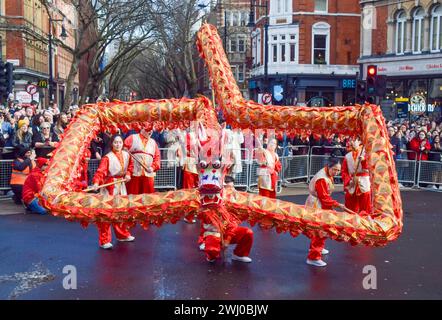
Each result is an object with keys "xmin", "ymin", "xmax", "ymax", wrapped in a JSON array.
[
  {"xmin": 48, "ymin": 16, "xmax": 67, "ymax": 105},
  {"xmin": 248, "ymin": 0, "xmax": 269, "ymax": 94}
]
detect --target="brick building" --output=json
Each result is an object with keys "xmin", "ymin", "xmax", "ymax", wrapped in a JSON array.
[
  {"xmin": 359, "ymin": 0, "xmax": 442, "ymax": 120},
  {"xmin": 0, "ymin": 0, "xmax": 78, "ymax": 108},
  {"xmin": 249, "ymin": 0, "xmax": 361, "ymax": 106}
]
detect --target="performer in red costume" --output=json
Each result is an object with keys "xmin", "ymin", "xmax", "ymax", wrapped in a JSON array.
[
  {"xmin": 198, "ymin": 163, "xmax": 254, "ymax": 263},
  {"xmin": 182, "ymin": 131, "xmax": 199, "ymax": 223},
  {"xmin": 341, "ymin": 137, "xmax": 372, "ymax": 214},
  {"xmin": 182, "ymin": 131, "xmax": 199, "ymax": 188},
  {"xmin": 256, "ymin": 138, "xmax": 282, "ymax": 198},
  {"xmin": 22, "ymin": 157, "xmax": 49, "ymax": 215},
  {"xmin": 92, "ymin": 134, "xmax": 135, "ymax": 249},
  {"xmin": 124, "ymin": 128, "xmax": 161, "ymax": 194},
  {"xmin": 305, "ymin": 157, "xmax": 344, "ymax": 267}
]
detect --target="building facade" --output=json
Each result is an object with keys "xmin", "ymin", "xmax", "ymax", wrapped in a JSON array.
[
  {"xmin": 0, "ymin": 0, "xmax": 77, "ymax": 108},
  {"xmin": 359, "ymin": 0, "xmax": 442, "ymax": 120},
  {"xmin": 249, "ymin": 0, "xmax": 361, "ymax": 106},
  {"xmin": 197, "ymin": 0, "xmax": 252, "ymax": 100}
]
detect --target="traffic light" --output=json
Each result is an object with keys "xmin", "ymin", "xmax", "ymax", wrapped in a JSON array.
[
  {"xmin": 366, "ymin": 65, "xmax": 377, "ymax": 96},
  {"xmin": 355, "ymin": 79, "xmax": 366, "ymax": 104}
]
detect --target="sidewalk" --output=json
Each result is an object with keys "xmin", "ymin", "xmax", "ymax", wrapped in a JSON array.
[{"xmin": 0, "ymin": 198, "xmax": 26, "ymax": 215}]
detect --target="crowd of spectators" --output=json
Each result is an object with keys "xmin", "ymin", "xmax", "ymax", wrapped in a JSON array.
[{"xmin": 1, "ymin": 98, "xmax": 441, "ymax": 209}]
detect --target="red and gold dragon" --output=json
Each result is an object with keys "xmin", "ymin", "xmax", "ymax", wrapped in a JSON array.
[{"xmin": 39, "ymin": 24, "xmax": 403, "ymax": 247}]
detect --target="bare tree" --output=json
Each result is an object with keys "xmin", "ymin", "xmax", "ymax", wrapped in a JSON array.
[
  {"xmin": 124, "ymin": 0, "xmax": 207, "ymax": 99},
  {"xmin": 40, "ymin": 0, "xmax": 159, "ymax": 110}
]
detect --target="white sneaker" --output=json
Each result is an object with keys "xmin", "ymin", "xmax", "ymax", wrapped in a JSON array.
[
  {"xmin": 398, "ymin": 183, "xmax": 404, "ymax": 188},
  {"xmin": 306, "ymin": 259, "xmax": 327, "ymax": 267},
  {"xmin": 232, "ymin": 254, "xmax": 252, "ymax": 263},
  {"xmin": 199, "ymin": 243, "xmax": 205, "ymax": 251},
  {"xmin": 117, "ymin": 235, "xmax": 135, "ymax": 242},
  {"xmin": 100, "ymin": 243, "xmax": 113, "ymax": 250},
  {"xmin": 431, "ymin": 185, "xmax": 438, "ymax": 190},
  {"xmin": 321, "ymin": 248, "xmax": 329, "ymax": 255}
]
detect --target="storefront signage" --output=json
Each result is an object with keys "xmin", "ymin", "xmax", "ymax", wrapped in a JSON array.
[
  {"xmin": 342, "ymin": 79, "xmax": 356, "ymax": 89},
  {"xmin": 408, "ymin": 94, "xmax": 436, "ymax": 114},
  {"xmin": 373, "ymin": 57, "xmax": 442, "ymax": 76}
]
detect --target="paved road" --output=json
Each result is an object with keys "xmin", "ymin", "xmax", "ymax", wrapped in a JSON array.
[{"xmin": 0, "ymin": 190, "xmax": 441, "ymax": 300}]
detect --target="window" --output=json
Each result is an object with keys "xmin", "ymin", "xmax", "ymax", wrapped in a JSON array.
[
  {"xmin": 241, "ymin": 11, "xmax": 248, "ymax": 26},
  {"xmin": 290, "ymin": 43, "xmax": 296, "ymax": 62},
  {"xmin": 272, "ymin": 44, "xmax": 277, "ymax": 62},
  {"xmin": 430, "ymin": 5, "xmax": 442, "ymax": 51},
  {"xmin": 281, "ymin": 43, "xmax": 286, "ymax": 62},
  {"xmin": 231, "ymin": 65, "xmax": 238, "ymax": 81},
  {"xmin": 225, "ymin": 11, "xmax": 231, "ymax": 27},
  {"xmin": 238, "ymin": 64, "xmax": 245, "ymax": 82},
  {"xmin": 395, "ymin": 10, "xmax": 406, "ymax": 54},
  {"xmin": 233, "ymin": 11, "xmax": 239, "ymax": 26},
  {"xmin": 312, "ymin": 22, "xmax": 330, "ymax": 65},
  {"xmin": 315, "ymin": 0, "xmax": 327, "ymax": 13},
  {"xmin": 413, "ymin": 8, "xmax": 425, "ymax": 53},
  {"xmin": 238, "ymin": 37, "xmax": 245, "ymax": 52},
  {"xmin": 230, "ymin": 38, "xmax": 237, "ymax": 52},
  {"xmin": 268, "ymin": 29, "xmax": 298, "ymax": 64},
  {"xmin": 257, "ymin": 32, "xmax": 261, "ymax": 65},
  {"xmin": 252, "ymin": 35, "xmax": 257, "ymax": 65},
  {"xmin": 313, "ymin": 35, "xmax": 327, "ymax": 64}
]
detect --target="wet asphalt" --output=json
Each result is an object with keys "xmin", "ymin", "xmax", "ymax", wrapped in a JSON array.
[{"xmin": 0, "ymin": 190, "xmax": 441, "ymax": 300}]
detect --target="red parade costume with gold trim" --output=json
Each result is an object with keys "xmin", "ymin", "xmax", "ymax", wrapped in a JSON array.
[
  {"xmin": 124, "ymin": 133, "xmax": 160, "ymax": 194},
  {"xmin": 93, "ymin": 150, "xmax": 134, "ymax": 246},
  {"xmin": 341, "ymin": 146, "xmax": 372, "ymax": 214}
]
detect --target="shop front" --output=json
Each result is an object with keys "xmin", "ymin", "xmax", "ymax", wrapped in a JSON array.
[{"xmin": 249, "ymin": 75, "xmax": 357, "ymax": 107}]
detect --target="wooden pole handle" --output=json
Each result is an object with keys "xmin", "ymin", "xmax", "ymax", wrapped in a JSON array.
[{"xmin": 83, "ymin": 179, "xmax": 127, "ymax": 192}]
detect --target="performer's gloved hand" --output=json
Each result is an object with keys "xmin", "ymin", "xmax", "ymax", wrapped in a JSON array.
[
  {"xmin": 146, "ymin": 167, "xmax": 153, "ymax": 174},
  {"xmin": 125, "ymin": 174, "xmax": 131, "ymax": 182},
  {"xmin": 91, "ymin": 183, "xmax": 99, "ymax": 191}
]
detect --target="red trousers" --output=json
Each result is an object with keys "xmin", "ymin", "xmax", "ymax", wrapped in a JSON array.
[
  {"xmin": 183, "ymin": 171, "xmax": 198, "ymax": 189},
  {"xmin": 127, "ymin": 176, "xmax": 155, "ymax": 194},
  {"xmin": 308, "ymin": 236, "xmax": 326, "ymax": 261},
  {"xmin": 204, "ymin": 226, "xmax": 253, "ymax": 260},
  {"xmin": 259, "ymin": 188, "xmax": 276, "ymax": 199},
  {"xmin": 96, "ymin": 222, "xmax": 131, "ymax": 246},
  {"xmin": 345, "ymin": 191, "xmax": 371, "ymax": 214}
]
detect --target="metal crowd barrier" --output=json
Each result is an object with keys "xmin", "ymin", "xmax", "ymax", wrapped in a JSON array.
[
  {"xmin": 417, "ymin": 151, "xmax": 442, "ymax": 189},
  {"xmin": 0, "ymin": 160, "xmax": 13, "ymax": 191},
  {"xmin": 225, "ymin": 148, "xmax": 250, "ymax": 189},
  {"xmin": 308, "ymin": 146, "xmax": 345, "ymax": 183},
  {"xmin": 281, "ymin": 145, "xmax": 310, "ymax": 186},
  {"xmin": 1, "ymin": 147, "xmax": 441, "ymax": 194},
  {"xmin": 248, "ymin": 148, "xmax": 283, "ymax": 194},
  {"xmin": 395, "ymin": 150, "xmax": 418, "ymax": 187}
]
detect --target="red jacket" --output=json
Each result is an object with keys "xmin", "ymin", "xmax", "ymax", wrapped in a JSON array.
[
  {"xmin": 22, "ymin": 167, "xmax": 44, "ymax": 205},
  {"xmin": 408, "ymin": 137, "xmax": 431, "ymax": 161}
]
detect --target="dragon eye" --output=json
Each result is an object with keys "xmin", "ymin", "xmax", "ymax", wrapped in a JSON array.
[
  {"xmin": 212, "ymin": 160, "xmax": 221, "ymax": 169},
  {"xmin": 199, "ymin": 160, "xmax": 208, "ymax": 169}
]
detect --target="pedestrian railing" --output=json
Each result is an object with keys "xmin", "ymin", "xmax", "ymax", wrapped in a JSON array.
[
  {"xmin": 308, "ymin": 146, "xmax": 345, "ymax": 184},
  {"xmin": 1, "ymin": 147, "xmax": 441, "ymax": 195},
  {"xmin": 281, "ymin": 145, "xmax": 310, "ymax": 186},
  {"xmin": 248, "ymin": 148, "xmax": 283, "ymax": 194},
  {"xmin": 0, "ymin": 160, "xmax": 13, "ymax": 191},
  {"xmin": 395, "ymin": 150, "xmax": 418, "ymax": 187},
  {"xmin": 417, "ymin": 152, "xmax": 442, "ymax": 190}
]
